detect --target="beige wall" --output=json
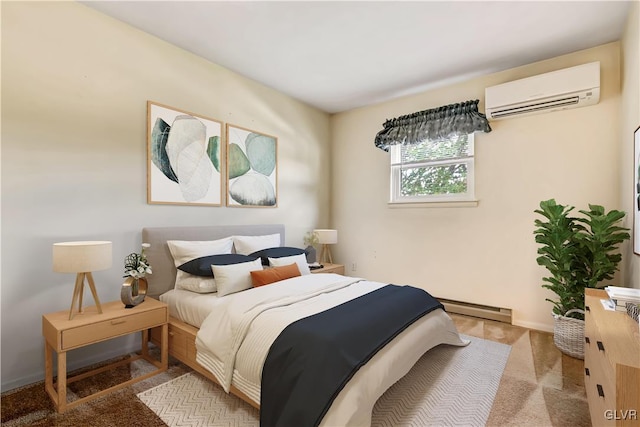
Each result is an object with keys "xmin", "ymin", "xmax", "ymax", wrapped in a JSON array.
[
  {"xmin": 331, "ymin": 42, "xmax": 623, "ymax": 332},
  {"xmin": 1, "ymin": 2, "xmax": 330, "ymax": 390},
  {"xmin": 621, "ymin": 1, "xmax": 640, "ymax": 290}
]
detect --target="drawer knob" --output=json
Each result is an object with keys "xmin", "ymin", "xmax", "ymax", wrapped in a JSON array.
[
  {"xmin": 111, "ymin": 319, "xmax": 127, "ymax": 325},
  {"xmin": 585, "ymin": 337, "xmax": 590, "ymax": 344},
  {"xmin": 585, "ymin": 305, "xmax": 590, "ymax": 312},
  {"xmin": 597, "ymin": 384, "xmax": 605, "ymax": 398},
  {"xmin": 585, "ymin": 368, "xmax": 590, "ymax": 376},
  {"xmin": 597, "ymin": 341, "xmax": 605, "ymax": 352}
]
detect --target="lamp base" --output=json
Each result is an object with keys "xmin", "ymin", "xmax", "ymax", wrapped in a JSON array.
[
  {"xmin": 69, "ymin": 272, "xmax": 103, "ymax": 320},
  {"xmin": 319, "ymin": 244, "xmax": 333, "ymax": 264}
]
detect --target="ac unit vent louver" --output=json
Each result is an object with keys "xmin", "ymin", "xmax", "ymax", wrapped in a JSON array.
[{"xmin": 490, "ymin": 95, "xmax": 579, "ymax": 119}]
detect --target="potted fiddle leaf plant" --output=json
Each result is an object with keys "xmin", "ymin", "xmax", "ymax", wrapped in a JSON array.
[{"xmin": 534, "ymin": 199, "xmax": 629, "ymax": 359}]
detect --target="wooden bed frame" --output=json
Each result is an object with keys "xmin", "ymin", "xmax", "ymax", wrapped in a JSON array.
[
  {"xmin": 144, "ymin": 224, "xmax": 285, "ymax": 408},
  {"xmin": 149, "ymin": 311, "xmax": 259, "ymax": 407}
]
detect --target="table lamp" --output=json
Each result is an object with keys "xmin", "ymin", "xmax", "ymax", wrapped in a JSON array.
[
  {"xmin": 53, "ymin": 241, "xmax": 112, "ymax": 320},
  {"xmin": 314, "ymin": 229, "xmax": 337, "ymax": 264}
]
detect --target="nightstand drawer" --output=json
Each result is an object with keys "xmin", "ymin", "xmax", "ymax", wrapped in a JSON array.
[
  {"xmin": 311, "ymin": 263, "xmax": 345, "ymax": 275},
  {"xmin": 62, "ymin": 308, "xmax": 166, "ymax": 350}
]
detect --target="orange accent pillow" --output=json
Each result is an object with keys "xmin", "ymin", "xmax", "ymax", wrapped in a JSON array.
[{"xmin": 251, "ymin": 263, "xmax": 301, "ymax": 287}]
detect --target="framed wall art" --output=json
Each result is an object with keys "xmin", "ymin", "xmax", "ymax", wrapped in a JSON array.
[
  {"xmin": 634, "ymin": 125, "xmax": 640, "ymax": 255},
  {"xmin": 147, "ymin": 101, "xmax": 223, "ymax": 206},
  {"xmin": 226, "ymin": 124, "xmax": 277, "ymax": 207}
]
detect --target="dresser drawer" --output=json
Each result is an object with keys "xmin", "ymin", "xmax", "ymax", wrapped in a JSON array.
[
  {"xmin": 585, "ymin": 373, "xmax": 616, "ymax": 427},
  {"xmin": 585, "ymin": 363, "xmax": 616, "ymax": 405},
  {"xmin": 586, "ymin": 342, "xmax": 615, "ymax": 386},
  {"xmin": 62, "ymin": 308, "xmax": 166, "ymax": 350}
]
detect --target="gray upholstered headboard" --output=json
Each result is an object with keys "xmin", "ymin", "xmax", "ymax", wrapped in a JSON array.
[{"xmin": 142, "ymin": 224, "xmax": 285, "ymax": 299}]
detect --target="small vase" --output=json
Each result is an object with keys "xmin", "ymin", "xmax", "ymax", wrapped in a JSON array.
[
  {"xmin": 121, "ymin": 277, "xmax": 147, "ymax": 308},
  {"xmin": 305, "ymin": 245, "xmax": 317, "ymax": 263}
]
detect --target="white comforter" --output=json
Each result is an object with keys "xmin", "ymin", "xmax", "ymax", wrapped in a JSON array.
[{"xmin": 195, "ymin": 273, "xmax": 467, "ymax": 426}]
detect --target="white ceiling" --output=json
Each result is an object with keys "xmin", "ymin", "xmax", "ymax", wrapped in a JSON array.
[{"xmin": 84, "ymin": 1, "xmax": 632, "ymax": 113}]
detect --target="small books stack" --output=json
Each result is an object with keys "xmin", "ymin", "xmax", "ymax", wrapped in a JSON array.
[{"xmin": 605, "ymin": 286, "xmax": 640, "ymax": 312}]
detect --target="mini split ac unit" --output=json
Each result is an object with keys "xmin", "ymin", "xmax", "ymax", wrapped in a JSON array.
[{"xmin": 484, "ymin": 61, "xmax": 600, "ymax": 120}]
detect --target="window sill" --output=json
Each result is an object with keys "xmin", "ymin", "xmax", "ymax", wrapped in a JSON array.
[{"xmin": 388, "ymin": 200, "xmax": 479, "ymax": 208}]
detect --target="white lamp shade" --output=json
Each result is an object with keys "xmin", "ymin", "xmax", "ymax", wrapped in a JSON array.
[
  {"xmin": 314, "ymin": 229, "xmax": 338, "ymax": 244},
  {"xmin": 53, "ymin": 241, "xmax": 112, "ymax": 273}
]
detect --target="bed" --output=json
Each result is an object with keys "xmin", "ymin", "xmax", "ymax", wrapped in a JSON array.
[{"xmin": 145, "ymin": 224, "xmax": 467, "ymax": 426}]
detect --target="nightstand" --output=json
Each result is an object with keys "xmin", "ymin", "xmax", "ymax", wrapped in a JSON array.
[
  {"xmin": 311, "ymin": 263, "xmax": 345, "ymax": 275},
  {"xmin": 42, "ymin": 298, "xmax": 168, "ymax": 413}
]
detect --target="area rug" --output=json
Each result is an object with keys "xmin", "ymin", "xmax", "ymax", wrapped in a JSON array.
[{"xmin": 137, "ymin": 335, "xmax": 510, "ymax": 427}]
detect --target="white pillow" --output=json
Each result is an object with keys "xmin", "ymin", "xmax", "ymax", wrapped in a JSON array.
[
  {"xmin": 167, "ymin": 237, "xmax": 233, "ymax": 292},
  {"xmin": 167, "ymin": 237, "xmax": 234, "ymax": 266},
  {"xmin": 213, "ymin": 258, "xmax": 264, "ymax": 297},
  {"xmin": 233, "ymin": 234, "xmax": 281, "ymax": 255},
  {"xmin": 174, "ymin": 270, "xmax": 217, "ymax": 293},
  {"xmin": 269, "ymin": 253, "xmax": 311, "ymax": 275}
]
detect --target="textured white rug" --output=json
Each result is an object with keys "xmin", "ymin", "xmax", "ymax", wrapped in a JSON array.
[{"xmin": 137, "ymin": 335, "xmax": 510, "ymax": 427}]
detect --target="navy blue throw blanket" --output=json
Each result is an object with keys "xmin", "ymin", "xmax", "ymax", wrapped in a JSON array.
[{"xmin": 260, "ymin": 285, "xmax": 444, "ymax": 427}]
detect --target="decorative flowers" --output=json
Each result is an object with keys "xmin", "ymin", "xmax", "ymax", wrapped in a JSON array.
[
  {"xmin": 303, "ymin": 231, "xmax": 319, "ymax": 247},
  {"xmin": 124, "ymin": 243, "xmax": 152, "ymax": 279}
]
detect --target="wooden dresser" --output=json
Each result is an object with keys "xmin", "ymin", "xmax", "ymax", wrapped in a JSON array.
[{"xmin": 584, "ymin": 288, "xmax": 640, "ymax": 427}]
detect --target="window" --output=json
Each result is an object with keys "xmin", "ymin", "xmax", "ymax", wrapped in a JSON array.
[{"xmin": 390, "ymin": 133, "xmax": 475, "ymax": 203}]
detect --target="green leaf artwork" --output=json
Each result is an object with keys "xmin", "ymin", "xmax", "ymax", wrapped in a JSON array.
[
  {"xmin": 207, "ymin": 136, "xmax": 221, "ymax": 172},
  {"xmin": 228, "ymin": 143, "xmax": 251, "ymax": 179},
  {"xmin": 246, "ymin": 133, "xmax": 276, "ymax": 176},
  {"xmin": 226, "ymin": 125, "xmax": 277, "ymax": 207},
  {"xmin": 151, "ymin": 118, "xmax": 178, "ymax": 183}
]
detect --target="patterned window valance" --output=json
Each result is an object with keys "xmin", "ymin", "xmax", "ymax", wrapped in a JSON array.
[{"xmin": 374, "ymin": 100, "xmax": 492, "ymax": 152}]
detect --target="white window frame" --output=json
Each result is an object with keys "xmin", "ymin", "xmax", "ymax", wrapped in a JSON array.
[{"xmin": 389, "ymin": 134, "xmax": 475, "ymax": 204}]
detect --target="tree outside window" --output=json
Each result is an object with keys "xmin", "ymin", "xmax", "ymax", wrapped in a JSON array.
[{"xmin": 390, "ymin": 134, "xmax": 474, "ymax": 203}]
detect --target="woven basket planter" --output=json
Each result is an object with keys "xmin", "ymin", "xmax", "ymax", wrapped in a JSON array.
[{"xmin": 552, "ymin": 309, "xmax": 585, "ymax": 359}]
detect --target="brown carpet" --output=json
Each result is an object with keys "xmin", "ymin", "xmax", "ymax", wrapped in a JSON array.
[
  {"xmin": 1, "ymin": 355, "xmax": 190, "ymax": 427},
  {"xmin": 1, "ymin": 315, "xmax": 590, "ymax": 426}
]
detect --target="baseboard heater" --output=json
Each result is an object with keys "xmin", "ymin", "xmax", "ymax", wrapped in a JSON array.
[{"xmin": 437, "ymin": 297, "xmax": 512, "ymax": 324}]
